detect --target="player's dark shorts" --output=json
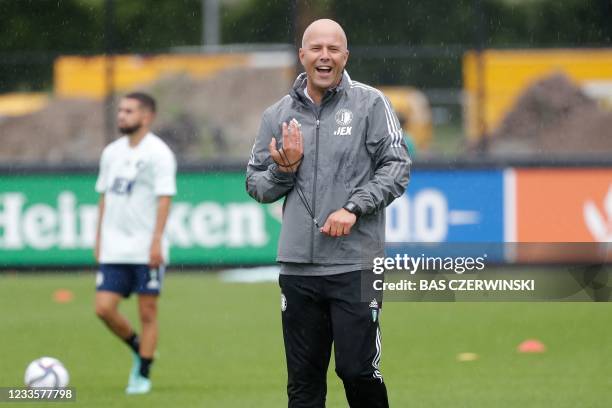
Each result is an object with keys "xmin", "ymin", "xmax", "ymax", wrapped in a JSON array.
[{"xmin": 96, "ymin": 264, "xmax": 165, "ymax": 297}]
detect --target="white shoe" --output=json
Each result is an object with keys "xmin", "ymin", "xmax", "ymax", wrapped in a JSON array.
[
  {"xmin": 125, "ymin": 374, "xmax": 151, "ymax": 395},
  {"xmin": 127, "ymin": 351, "xmax": 141, "ymax": 388}
]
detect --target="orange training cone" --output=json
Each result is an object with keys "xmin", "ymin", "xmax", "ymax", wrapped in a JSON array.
[
  {"xmin": 53, "ymin": 289, "xmax": 74, "ymax": 303},
  {"xmin": 517, "ymin": 339, "xmax": 546, "ymax": 353}
]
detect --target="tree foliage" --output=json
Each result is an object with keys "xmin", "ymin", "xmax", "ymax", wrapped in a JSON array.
[{"xmin": 0, "ymin": 0, "xmax": 610, "ymax": 91}]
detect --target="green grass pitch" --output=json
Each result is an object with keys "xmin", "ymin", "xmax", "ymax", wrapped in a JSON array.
[{"xmin": 1, "ymin": 272, "xmax": 611, "ymax": 407}]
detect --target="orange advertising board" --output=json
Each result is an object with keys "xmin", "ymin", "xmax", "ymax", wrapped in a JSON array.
[{"xmin": 515, "ymin": 168, "xmax": 611, "ymax": 243}]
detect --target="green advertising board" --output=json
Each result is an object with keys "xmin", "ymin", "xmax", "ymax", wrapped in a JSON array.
[{"xmin": 0, "ymin": 172, "xmax": 281, "ymax": 266}]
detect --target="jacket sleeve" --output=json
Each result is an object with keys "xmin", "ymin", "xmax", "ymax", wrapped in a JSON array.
[
  {"xmin": 347, "ymin": 95, "xmax": 411, "ymax": 215},
  {"xmin": 246, "ymin": 111, "xmax": 295, "ymax": 203}
]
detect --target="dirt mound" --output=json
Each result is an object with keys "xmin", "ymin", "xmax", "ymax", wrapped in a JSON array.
[
  {"xmin": 0, "ymin": 66, "xmax": 293, "ymax": 164},
  {"xmin": 0, "ymin": 99, "xmax": 105, "ymax": 163},
  {"xmin": 490, "ymin": 73, "xmax": 612, "ymax": 155},
  {"xmin": 147, "ymin": 67, "xmax": 293, "ymax": 160}
]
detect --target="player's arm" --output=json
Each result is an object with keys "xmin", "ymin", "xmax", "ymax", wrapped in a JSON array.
[
  {"xmin": 149, "ymin": 195, "xmax": 172, "ymax": 268},
  {"xmin": 347, "ymin": 95, "xmax": 411, "ymax": 215},
  {"xmin": 93, "ymin": 148, "xmax": 110, "ymax": 263},
  {"xmin": 150, "ymin": 145, "xmax": 177, "ymax": 268},
  {"xmin": 246, "ymin": 113, "xmax": 302, "ymax": 203},
  {"xmin": 94, "ymin": 194, "xmax": 105, "ymax": 263}
]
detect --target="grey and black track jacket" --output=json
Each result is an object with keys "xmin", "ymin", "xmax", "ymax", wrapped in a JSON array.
[{"xmin": 246, "ymin": 71, "xmax": 411, "ymax": 271}]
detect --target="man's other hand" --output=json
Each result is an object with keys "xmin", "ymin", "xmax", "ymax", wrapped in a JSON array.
[{"xmin": 320, "ymin": 209, "xmax": 357, "ymax": 237}]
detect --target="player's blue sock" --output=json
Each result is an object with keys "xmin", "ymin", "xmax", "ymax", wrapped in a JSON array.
[
  {"xmin": 139, "ymin": 357, "xmax": 153, "ymax": 378},
  {"xmin": 124, "ymin": 333, "xmax": 140, "ymax": 354}
]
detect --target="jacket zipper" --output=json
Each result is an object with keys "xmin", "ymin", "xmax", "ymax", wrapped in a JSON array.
[
  {"xmin": 310, "ymin": 117, "xmax": 320, "ymax": 263},
  {"xmin": 306, "ymin": 88, "xmax": 336, "ymax": 263}
]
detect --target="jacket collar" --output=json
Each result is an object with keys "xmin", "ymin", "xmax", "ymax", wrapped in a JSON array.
[{"xmin": 290, "ymin": 70, "xmax": 352, "ymax": 106}]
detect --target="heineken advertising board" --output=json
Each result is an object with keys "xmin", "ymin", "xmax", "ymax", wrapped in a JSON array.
[
  {"xmin": 0, "ymin": 172, "xmax": 282, "ymax": 266},
  {"xmin": 3, "ymin": 167, "xmax": 609, "ymax": 267}
]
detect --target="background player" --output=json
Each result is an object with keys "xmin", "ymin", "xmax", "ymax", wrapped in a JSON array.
[{"xmin": 93, "ymin": 92, "xmax": 176, "ymax": 394}]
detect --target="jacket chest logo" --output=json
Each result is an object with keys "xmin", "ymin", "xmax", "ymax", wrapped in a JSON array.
[{"xmin": 334, "ymin": 108, "xmax": 353, "ymax": 136}]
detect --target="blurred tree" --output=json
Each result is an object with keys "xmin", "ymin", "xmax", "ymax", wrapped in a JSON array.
[
  {"xmin": 0, "ymin": 0, "xmax": 101, "ymax": 52},
  {"xmin": 221, "ymin": 0, "xmax": 294, "ymax": 44},
  {"xmin": 330, "ymin": 0, "xmax": 475, "ymax": 87},
  {"xmin": 0, "ymin": 0, "xmax": 101, "ymax": 91},
  {"xmin": 1, "ymin": 0, "xmax": 611, "ymax": 92},
  {"xmin": 485, "ymin": 0, "xmax": 612, "ymax": 46},
  {"xmin": 112, "ymin": 0, "xmax": 201, "ymax": 52},
  {"xmin": 333, "ymin": 0, "xmax": 475, "ymax": 45}
]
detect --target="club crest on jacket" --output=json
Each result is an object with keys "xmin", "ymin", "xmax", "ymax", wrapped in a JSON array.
[{"xmin": 334, "ymin": 108, "xmax": 353, "ymax": 135}]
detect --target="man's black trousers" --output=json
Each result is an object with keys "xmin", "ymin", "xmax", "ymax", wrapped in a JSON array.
[{"xmin": 279, "ymin": 271, "xmax": 389, "ymax": 408}]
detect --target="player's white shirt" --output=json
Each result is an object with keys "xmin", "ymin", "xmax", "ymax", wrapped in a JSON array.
[{"xmin": 96, "ymin": 132, "xmax": 177, "ymax": 264}]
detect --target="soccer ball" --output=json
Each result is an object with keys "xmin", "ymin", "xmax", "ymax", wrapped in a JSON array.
[{"xmin": 24, "ymin": 357, "xmax": 69, "ymax": 388}]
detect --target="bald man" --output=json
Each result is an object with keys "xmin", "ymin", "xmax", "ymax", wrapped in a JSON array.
[{"xmin": 247, "ymin": 19, "xmax": 410, "ymax": 408}]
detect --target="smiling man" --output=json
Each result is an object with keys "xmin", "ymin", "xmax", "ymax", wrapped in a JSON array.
[{"xmin": 247, "ymin": 19, "xmax": 410, "ymax": 407}]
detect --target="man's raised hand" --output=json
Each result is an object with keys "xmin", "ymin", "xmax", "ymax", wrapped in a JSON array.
[{"xmin": 269, "ymin": 119, "xmax": 304, "ymax": 173}]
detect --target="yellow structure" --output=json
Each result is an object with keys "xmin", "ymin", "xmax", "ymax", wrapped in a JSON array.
[
  {"xmin": 0, "ymin": 93, "xmax": 49, "ymax": 117},
  {"xmin": 53, "ymin": 53, "xmax": 432, "ymax": 148},
  {"xmin": 379, "ymin": 86, "xmax": 432, "ymax": 149},
  {"xmin": 463, "ymin": 49, "xmax": 612, "ymax": 140},
  {"xmin": 54, "ymin": 54, "xmax": 252, "ymax": 99}
]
